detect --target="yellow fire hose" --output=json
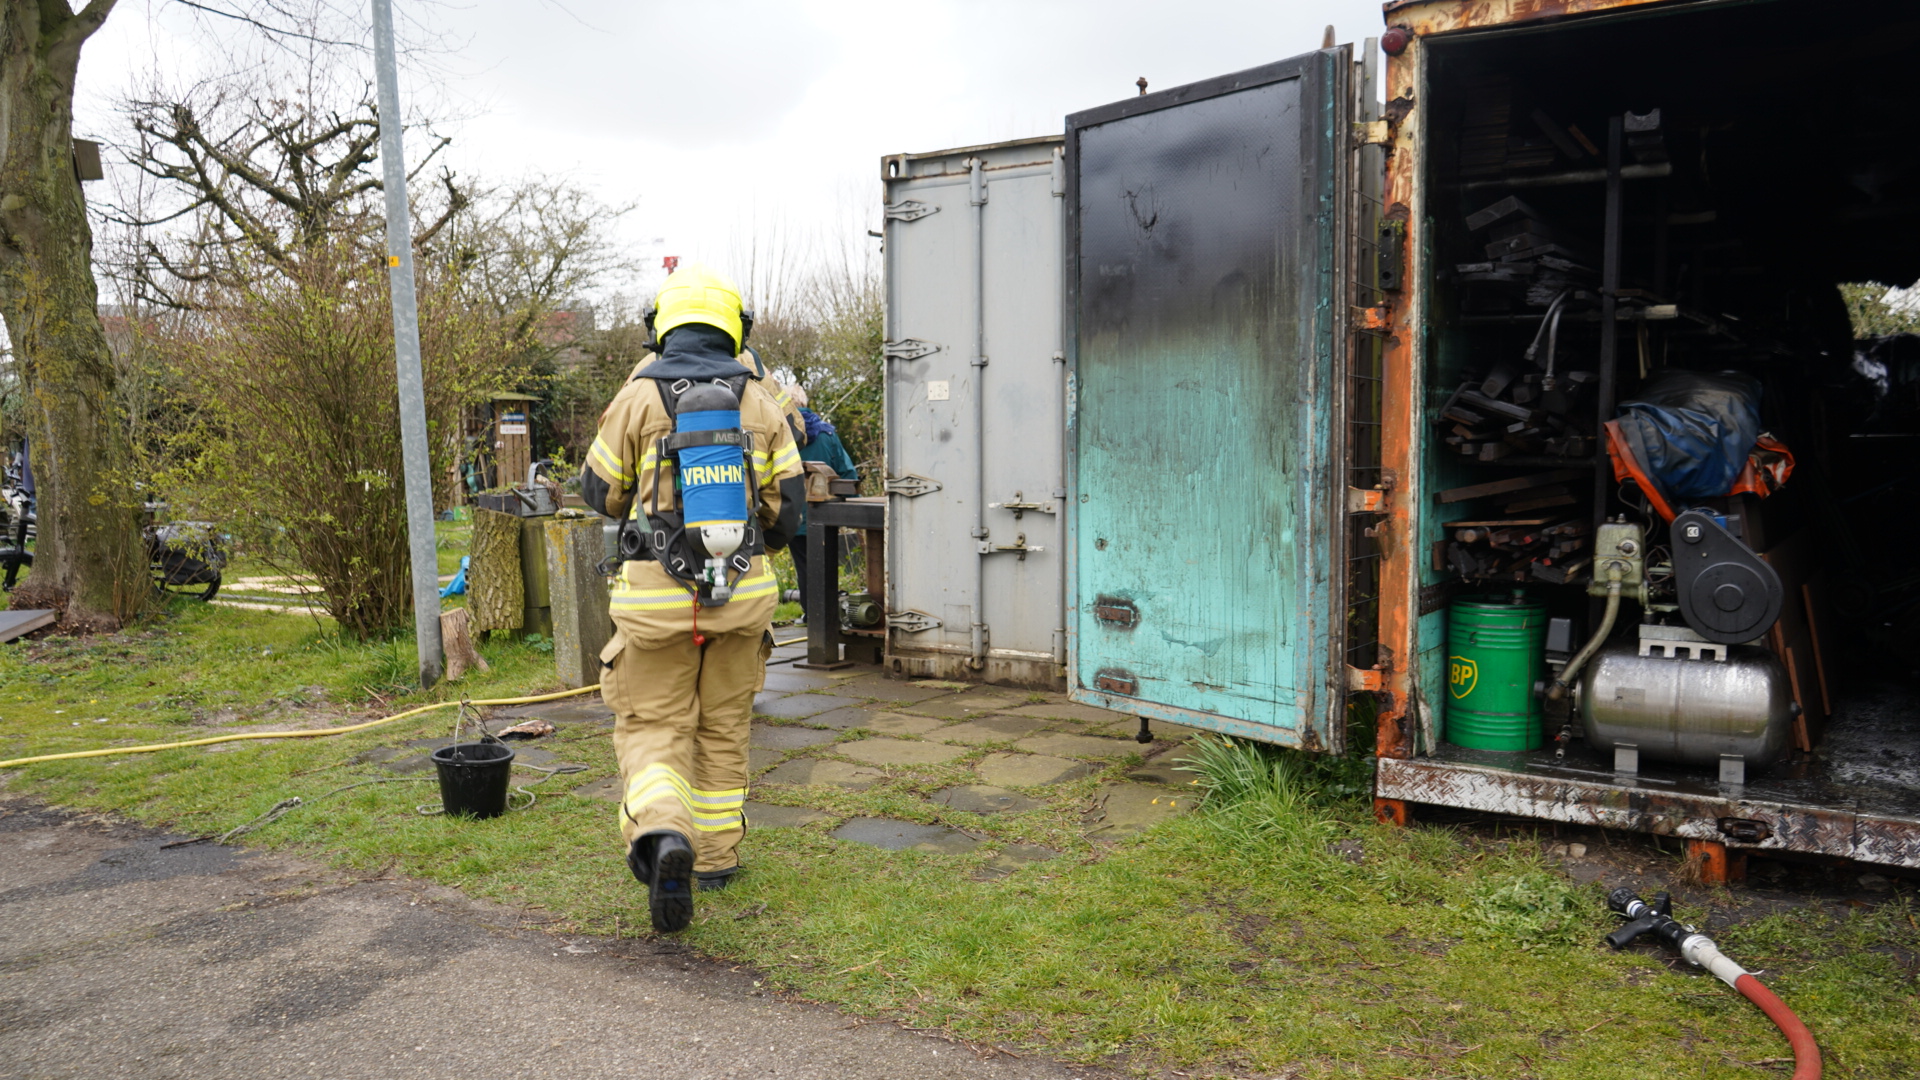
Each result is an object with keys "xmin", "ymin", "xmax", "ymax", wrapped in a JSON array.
[
  {"xmin": 0, "ymin": 632, "xmax": 808, "ymax": 773},
  {"xmin": 0, "ymin": 684, "xmax": 602, "ymax": 771}
]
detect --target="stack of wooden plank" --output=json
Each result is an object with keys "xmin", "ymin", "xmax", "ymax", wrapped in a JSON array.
[
  {"xmin": 1436, "ymin": 367, "xmax": 1595, "ymax": 461},
  {"xmin": 1433, "ymin": 469, "xmax": 1594, "ymax": 584}
]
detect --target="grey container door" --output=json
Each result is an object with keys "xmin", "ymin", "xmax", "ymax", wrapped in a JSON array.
[
  {"xmin": 883, "ymin": 138, "xmax": 1067, "ymax": 681},
  {"xmin": 1066, "ymin": 48, "xmax": 1352, "ymax": 750}
]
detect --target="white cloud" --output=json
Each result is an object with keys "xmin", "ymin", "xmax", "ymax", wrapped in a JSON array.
[{"xmin": 76, "ymin": 0, "xmax": 1389, "ymax": 294}]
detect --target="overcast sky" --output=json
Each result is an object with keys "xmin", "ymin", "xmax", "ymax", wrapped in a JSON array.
[{"xmin": 76, "ymin": 0, "xmax": 1390, "ymax": 301}]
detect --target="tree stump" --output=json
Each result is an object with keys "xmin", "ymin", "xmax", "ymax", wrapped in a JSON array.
[
  {"xmin": 439, "ymin": 607, "xmax": 489, "ymax": 681},
  {"xmin": 468, "ymin": 508, "xmax": 525, "ymax": 634}
]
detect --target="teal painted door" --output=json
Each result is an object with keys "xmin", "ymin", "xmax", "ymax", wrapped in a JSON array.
[{"xmin": 1066, "ymin": 48, "xmax": 1351, "ymax": 751}]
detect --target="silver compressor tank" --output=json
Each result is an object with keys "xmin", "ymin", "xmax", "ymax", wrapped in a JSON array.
[{"xmin": 1580, "ymin": 624, "xmax": 1795, "ymax": 783}]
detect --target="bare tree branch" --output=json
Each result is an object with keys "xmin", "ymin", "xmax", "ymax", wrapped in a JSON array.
[{"xmin": 168, "ymin": 0, "xmax": 359, "ymax": 48}]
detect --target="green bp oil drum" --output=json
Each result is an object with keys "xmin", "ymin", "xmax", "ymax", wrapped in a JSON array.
[{"xmin": 1446, "ymin": 593, "xmax": 1547, "ymax": 751}]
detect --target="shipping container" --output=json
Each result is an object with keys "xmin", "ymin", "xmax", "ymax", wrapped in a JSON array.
[
  {"xmin": 1058, "ymin": 0, "xmax": 1920, "ymax": 878},
  {"xmin": 881, "ymin": 137, "xmax": 1069, "ymax": 687}
]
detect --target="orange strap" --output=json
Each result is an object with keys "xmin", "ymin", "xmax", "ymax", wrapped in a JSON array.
[{"xmin": 1603, "ymin": 419, "xmax": 1678, "ymax": 523}]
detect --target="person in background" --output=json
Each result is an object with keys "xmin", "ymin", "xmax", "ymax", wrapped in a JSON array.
[{"xmin": 785, "ymin": 383, "xmax": 859, "ymax": 622}]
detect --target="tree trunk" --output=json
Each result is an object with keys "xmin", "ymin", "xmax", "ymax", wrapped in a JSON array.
[{"xmin": 0, "ymin": 0, "xmax": 139, "ymax": 630}]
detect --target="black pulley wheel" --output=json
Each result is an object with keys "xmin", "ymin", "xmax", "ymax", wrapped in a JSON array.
[{"xmin": 1672, "ymin": 510, "xmax": 1783, "ymax": 643}]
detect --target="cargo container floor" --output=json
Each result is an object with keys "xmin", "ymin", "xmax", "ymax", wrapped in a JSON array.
[{"xmin": 1378, "ymin": 681, "xmax": 1920, "ymax": 871}]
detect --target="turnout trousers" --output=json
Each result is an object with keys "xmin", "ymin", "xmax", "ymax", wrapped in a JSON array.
[{"xmin": 602, "ymin": 627, "xmax": 770, "ymax": 873}]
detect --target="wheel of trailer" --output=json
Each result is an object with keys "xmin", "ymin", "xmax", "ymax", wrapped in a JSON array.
[
  {"xmin": 152, "ymin": 568, "xmax": 220, "ymax": 602},
  {"xmin": 1, "ymin": 549, "xmax": 29, "ymax": 591}
]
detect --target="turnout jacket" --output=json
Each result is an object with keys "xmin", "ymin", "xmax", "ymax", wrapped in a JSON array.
[{"xmin": 585, "ymin": 357, "xmax": 804, "ymax": 647}]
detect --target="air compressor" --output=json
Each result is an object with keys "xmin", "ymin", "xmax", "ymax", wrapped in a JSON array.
[{"xmin": 1548, "ymin": 509, "xmax": 1793, "ymax": 782}]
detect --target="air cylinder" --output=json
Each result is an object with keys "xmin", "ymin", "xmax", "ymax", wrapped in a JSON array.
[{"xmin": 1446, "ymin": 593, "xmax": 1547, "ymax": 751}]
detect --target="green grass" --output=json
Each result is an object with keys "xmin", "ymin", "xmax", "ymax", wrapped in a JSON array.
[{"xmin": 0, "ymin": 602, "xmax": 1915, "ymax": 1077}]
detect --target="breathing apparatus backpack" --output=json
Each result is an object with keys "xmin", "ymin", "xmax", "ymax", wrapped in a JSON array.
[{"xmin": 619, "ymin": 375, "xmax": 762, "ymax": 608}]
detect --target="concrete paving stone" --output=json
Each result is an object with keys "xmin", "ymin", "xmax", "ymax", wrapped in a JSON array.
[
  {"xmin": 977, "ymin": 843, "xmax": 1060, "ymax": 877},
  {"xmin": 569, "ymin": 776, "xmax": 623, "ymax": 802},
  {"xmin": 347, "ymin": 746, "xmax": 408, "ymax": 766},
  {"xmin": 750, "ymin": 722, "xmax": 841, "ymax": 750},
  {"xmin": 934, "ymin": 716, "xmax": 1050, "ymax": 745},
  {"xmin": 379, "ymin": 754, "xmax": 436, "ymax": 775},
  {"xmin": 1127, "ymin": 760, "xmax": 1204, "ymax": 787},
  {"xmin": 930, "ymin": 784, "xmax": 1042, "ymax": 814},
  {"xmin": 748, "ymin": 747, "xmax": 785, "ymax": 774},
  {"xmin": 757, "ymin": 693, "xmax": 864, "ymax": 719},
  {"xmin": 404, "ymin": 736, "xmax": 460, "ymax": 750},
  {"xmin": 489, "ymin": 700, "xmax": 597, "ymax": 719},
  {"xmin": 832, "ymin": 675, "xmax": 957, "ymax": 703},
  {"xmin": 501, "ymin": 703, "xmax": 614, "ymax": 726},
  {"xmin": 758, "ymin": 758, "xmax": 887, "ymax": 790},
  {"xmin": 1002, "ymin": 701, "xmax": 1133, "ymax": 724},
  {"xmin": 1088, "ymin": 716, "xmax": 1199, "ymax": 743},
  {"xmin": 805, "ymin": 705, "xmax": 881, "ymax": 731},
  {"xmin": 974, "ymin": 753, "xmax": 1092, "ymax": 788},
  {"xmin": 753, "ymin": 691, "xmax": 790, "ymax": 714},
  {"xmin": 836, "ymin": 738, "xmax": 971, "ymax": 767},
  {"xmin": 762, "ymin": 670, "xmax": 845, "ymax": 693},
  {"xmin": 1082, "ymin": 782, "xmax": 1192, "ymax": 838},
  {"xmin": 507, "ymin": 746, "xmax": 557, "ymax": 768},
  {"xmin": 1013, "ymin": 732, "xmax": 1142, "ymax": 761},
  {"xmin": 864, "ymin": 713, "xmax": 946, "ymax": 737},
  {"xmin": 899, "ymin": 692, "xmax": 1029, "ymax": 720},
  {"xmin": 745, "ymin": 801, "xmax": 832, "ymax": 829},
  {"xmin": 830, "ymin": 817, "xmax": 981, "ymax": 855}
]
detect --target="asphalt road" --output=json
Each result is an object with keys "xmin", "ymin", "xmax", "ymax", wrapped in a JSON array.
[{"xmin": 0, "ymin": 798, "xmax": 1103, "ymax": 1080}]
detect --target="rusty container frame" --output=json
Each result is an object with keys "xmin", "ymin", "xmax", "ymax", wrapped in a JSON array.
[{"xmin": 1364, "ymin": 0, "xmax": 1920, "ymax": 875}]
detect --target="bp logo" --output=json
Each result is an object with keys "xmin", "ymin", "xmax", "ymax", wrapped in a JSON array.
[{"xmin": 1448, "ymin": 655, "xmax": 1478, "ymax": 699}]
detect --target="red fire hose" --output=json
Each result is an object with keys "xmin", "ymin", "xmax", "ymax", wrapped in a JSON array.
[
  {"xmin": 1607, "ymin": 888, "xmax": 1820, "ymax": 1080},
  {"xmin": 1735, "ymin": 973, "xmax": 1822, "ymax": 1080}
]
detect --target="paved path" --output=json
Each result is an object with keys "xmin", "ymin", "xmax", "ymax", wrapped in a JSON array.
[{"xmin": 0, "ymin": 799, "xmax": 1106, "ymax": 1080}]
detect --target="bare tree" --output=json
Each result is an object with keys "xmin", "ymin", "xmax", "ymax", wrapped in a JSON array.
[
  {"xmin": 0, "ymin": 0, "xmax": 145, "ymax": 628},
  {"xmin": 115, "ymin": 83, "xmax": 463, "ymax": 303}
]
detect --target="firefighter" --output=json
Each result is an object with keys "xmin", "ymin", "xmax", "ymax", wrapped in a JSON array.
[{"xmin": 582, "ymin": 264, "xmax": 804, "ymax": 933}]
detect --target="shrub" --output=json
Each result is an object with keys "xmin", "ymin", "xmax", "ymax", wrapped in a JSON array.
[{"xmin": 172, "ymin": 241, "xmax": 514, "ymax": 636}]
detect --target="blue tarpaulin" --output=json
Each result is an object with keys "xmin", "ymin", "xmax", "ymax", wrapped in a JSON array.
[{"xmin": 1613, "ymin": 370, "xmax": 1763, "ymax": 502}]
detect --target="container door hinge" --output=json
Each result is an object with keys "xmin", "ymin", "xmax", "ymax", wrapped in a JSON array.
[
  {"xmin": 884, "ymin": 338, "xmax": 941, "ymax": 361},
  {"xmin": 1092, "ymin": 597, "xmax": 1139, "ymax": 628},
  {"xmin": 1350, "ymin": 305, "xmax": 1389, "ymax": 331},
  {"xmin": 885, "ymin": 473, "xmax": 943, "ymax": 498},
  {"xmin": 1353, "ymin": 120, "xmax": 1391, "ymax": 146},
  {"xmin": 1348, "ymin": 487, "xmax": 1388, "ymax": 514},
  {"xmin": 887, "ymin": 609, "xmax": 942, "ymax": 634},
  {"xmin": 1347, "ymin": 665, "xmax": 1387, "ymax": 692},
  {"xmin": 884, "ymin": 200, "xmax": 938, "ymax": 222}
]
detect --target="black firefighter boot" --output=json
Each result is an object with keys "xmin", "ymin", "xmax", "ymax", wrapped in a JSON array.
[{"xmin": 628, "ymin": 831, "xmax": 695, "ymax": 933}]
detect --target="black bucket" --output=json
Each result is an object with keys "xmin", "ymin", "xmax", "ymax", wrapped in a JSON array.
[{"xmin": 430, "ymin": 741, "xmax": 515, "ymax": 819}]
